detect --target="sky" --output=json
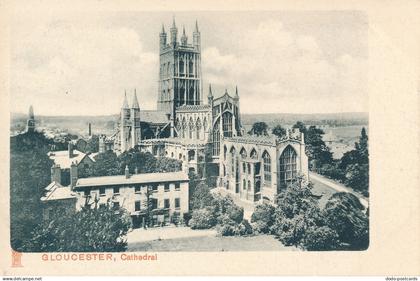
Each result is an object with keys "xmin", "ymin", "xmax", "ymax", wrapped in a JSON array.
[{"xmin": 10, "ymin": 11, "xmax": 368, "ymax": 116}]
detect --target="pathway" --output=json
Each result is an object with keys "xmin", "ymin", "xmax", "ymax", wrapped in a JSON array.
[{"xmin": 309, "ymin": 172, "xmax": 369, "ymax": 208}]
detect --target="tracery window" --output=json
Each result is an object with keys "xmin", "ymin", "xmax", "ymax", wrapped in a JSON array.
[
  {"xmin": 222, "ymin": 112, "xmax": 233, "ymax": 137},
  {"xmin": 279, "ymin": 146, "xmax": 298, "ymax": 188},
  {"xmin": 262, "ymin": 151, "xmax": 271, "ymax": 185}
]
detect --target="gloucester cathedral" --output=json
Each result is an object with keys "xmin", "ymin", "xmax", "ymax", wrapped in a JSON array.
[{"xmin": 99, "ymin": 19, "xmax": 308, "ymax": 204}]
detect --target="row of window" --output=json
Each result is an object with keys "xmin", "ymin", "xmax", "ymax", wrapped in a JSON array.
[
  {"xmin": 133, "ymin": 198, "xmax": 181, "ymax": 212},
  {"xmin": 224, "ymin": 146, "xmax": 298, "ymax": 187},
  {"xmin": 83, "ymin": 183, "xmax": 181, "ymax": 197}
]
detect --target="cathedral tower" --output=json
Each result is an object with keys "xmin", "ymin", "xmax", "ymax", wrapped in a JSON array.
[
  {"xmin": 119, "ymin": 90, "xmax": 142, "ymax": 152},
  {"xmin": 157, "ymin": 18, "xmax": 202, "ymax": 113}
]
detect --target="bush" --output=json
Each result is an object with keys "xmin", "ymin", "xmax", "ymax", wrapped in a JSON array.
[
  {"xmin": 189, "ymin": 208, "xmax": 217, "ymax": 229},
  {"xmin": 216, "ymin": 215, "xmax": 253, "ymax": 236},
  {"xmin": 323, "ymin": 192, "xmax": 369, "ymax": 250},
  {"xmin": 302, "ymin": 226, "xmax": 340, "ymax": 251},
  {"xmin": 251, "ymin": 202, "xmax": 275, "ymax": 234}
]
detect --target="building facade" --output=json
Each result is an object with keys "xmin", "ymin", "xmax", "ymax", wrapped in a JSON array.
[{"xmin": 100, "ymin": 18, "xmax": 309, "ymax": 206}]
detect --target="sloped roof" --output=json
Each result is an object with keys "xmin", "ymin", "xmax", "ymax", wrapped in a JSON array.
[
  {"xmin": 48, "ymin": 149, "xmax": 95, "ymax": 169},
  {"xmin": 74, "ymin": 171, "xmax": 189, "ymax": 188},
  {"xmin": 41, "ymin": 181, "xmax": 77, "ymax": 201},
  {"xmin": 140, "ymin": 110, "xmax": 169, "ymax": 124}
]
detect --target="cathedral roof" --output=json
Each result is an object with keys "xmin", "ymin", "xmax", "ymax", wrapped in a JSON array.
[
  {"xmin": 176, "ymin": 104, "xmax": 211, "ymax": 112},
  {"xmin": 140, "ymin": 110, "xmax": 169, "ymax": 124}
]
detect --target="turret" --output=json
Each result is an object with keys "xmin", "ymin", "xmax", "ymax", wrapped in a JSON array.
[
  {"xmin": 131, "ymin": 89, "xmax": 141, "ymax": 148},
  {"xmin": 234, "ymin": 85, "xmax": 239, "ymax": 100},
  {"xmin": 170, "ymin": 17, "xmax": 178, "ymax": 46},
  {"xmin": 208, "ymin": 84, "xmax": 213, "ymax": 105},
  {"xmin": 160, "ymin": 24, "xmax": 167, "ymax": 50},
  {"xmin": 181, "ymin": 26, "xmax": 188, "ymax": 46},
  {"xmin": 121, "ymin": 90, "xmax": 130, "ymax": 119},
  {"xmin": 193, "ymin": 20, "xmax": 200, "ymax": 51},
  {"xmin": 26, "ymin": 105, "xmax": 35, "ymax": 133}
]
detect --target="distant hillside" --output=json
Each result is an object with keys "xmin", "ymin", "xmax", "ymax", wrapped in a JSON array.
[
  {"xmin": 11, "ymin": 111, "xmax": 368, "ymax": 136},
  {"xmin": 241, "ymin": 112, "xmax": 368, "ymax": 127}
]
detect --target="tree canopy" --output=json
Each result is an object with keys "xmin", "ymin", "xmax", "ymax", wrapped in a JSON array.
[
  {"xmin": 10, "ymin": 131, "xmax": 54, "ymax": 251},
  {"xmin": 272, "ymin": 125, "xmax": 287, "ymax": 138},
  {"xmin": 248, "ymin": 122, "xmax": 269, "ymax": 136}
]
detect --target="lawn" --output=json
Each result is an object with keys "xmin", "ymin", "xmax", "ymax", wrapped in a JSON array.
[
  {"xmin": 310, "ymin": 176, "xmax": 338, "ymax": 208},
  {"xmin": 127, "ymin": 234, "xmax": 296, "ymax": 252}
]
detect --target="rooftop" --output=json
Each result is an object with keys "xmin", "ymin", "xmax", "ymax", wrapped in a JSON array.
[
  {"xmin": 74, "ymin": 171, "xmax": 189, "ymax": 188},
  {"xmin": 141, "ymin": 137, "xmax": 208, "ymax": 147},
  {"xmin": 176, "ymin": 104, "xmax": 211, "ymax": 112},
  {"xmin": 140, "ymin": 110, "xmax": 169, "ymax": 124},
  {"xmin": 41, "ymin": 181, "xmax": 77, "ymax": 201},
  {"xmin": 48, "ymin": 149, "xmax": 95, "ymax": 169}
]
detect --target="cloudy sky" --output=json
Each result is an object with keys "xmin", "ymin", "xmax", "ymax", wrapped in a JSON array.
[{"xmin": 10, "ymin": 11, "xmax": 368, "ymax": 116}]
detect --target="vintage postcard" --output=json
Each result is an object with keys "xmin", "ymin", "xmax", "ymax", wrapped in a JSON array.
[{"xmin": 0, "ymin": 0, "xmax": 419, "ymax": 277}]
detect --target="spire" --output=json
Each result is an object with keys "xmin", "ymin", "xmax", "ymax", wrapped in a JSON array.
[
  {"xmin": 28, "ymin": 105, "xmax": 34, "ymax": 119},
  {"xmin": 194, "ymin": 20, "xmax": 199, "ymax": 33},
  {"xmin": 208, "ymin": 84, "xmax": 213, "ymax": 97},
  {"xmin": 132, "ymin": 89, "xmax": 140, "ymax": 109},
  {"xmin": 172, "ymin": 16, "xmax": 176, "ymax": 29},
  {"xmin": 122, "ymin": 90, "xmax": 129, "ymax": 109},
  {"xmin": 161, "ymin": 24, "xmax": 165, "ymax": 34},
  {"xmin": 235, "ymin": 85, "xmax": 239, "ymax": 98},
  {"xmin": 181, "ymin": 26, "xmax": 188, "ymax": 45}
]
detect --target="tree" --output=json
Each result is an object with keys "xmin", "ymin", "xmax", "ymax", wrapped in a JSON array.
[
  {"xmin": 190, "ymin": 181, "xmax": 214, "ymax": 210},
  {"xmin": 251, "ymin": 202, "xmax": 275, "ymax": 233},
  {"xmin": 292, "ymin": 121, "xmax": 307, "ymax": 135},
  {"xmin": 270, "ymin": 176, "xmax": 324, "ymax": 247},
  {"xmin": 338, "ymin": 128, "xmax": 369, "ymax": 195},
  {"xmin": 323, "ymin": 192, "xmax": 369, "ymax": 250},
  {"xmin": 24, "ymin": 200, "xmax": 132, "ymax": 252},
  {"xmin": 248, "ymin": 122, "xmax": 268, "ymax": 136},
  {"xmin": 272, "ymin": 125, "xmax": 287, "ymax": 138},
  {"xmin": 10, "ymin": 132, "xmax": 54, "ymax": 251},
  {"xmin": 292, "ymin": 122, "xmax": 333, "ymax": 169},
  {"xmin": 81, "ymin": 150, "xmax": 120, "ymax": 178}
]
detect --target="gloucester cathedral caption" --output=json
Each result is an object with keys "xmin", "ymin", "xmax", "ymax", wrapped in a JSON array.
[{"xmin": 41, "ymin": 19, "xmax": 309, "ymax": 226}]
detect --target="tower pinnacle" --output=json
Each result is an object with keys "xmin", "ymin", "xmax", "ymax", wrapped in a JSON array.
[
  {"xmin": 132, "ymin": 89, "xmax": 140, "ymax": 109},
  {"xmin": 194, "ymin": 20, "xmax": 199, "ymax": 33},
  {"xmin": 122, "ymin": 91, "xmax": 129, "ymax": 109}
]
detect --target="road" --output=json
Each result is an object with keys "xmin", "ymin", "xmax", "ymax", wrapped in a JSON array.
[{"xmin": 309, "ymin": 172, "xmax": 369, "ymax": 208}]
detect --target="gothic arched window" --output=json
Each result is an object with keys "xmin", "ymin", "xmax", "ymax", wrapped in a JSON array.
[
  {"xmin": 203, "ymin": 117, "xmax": 208, "ymax": 132},
  {"xmin": 230, "ymin": 147, "xmax": 236, "ymax": 174},
  {"xmin": 196, "ymin": 118, "xmax": 202, "ymax": 139},
  {"xmin": 212, "ymin": 119, "xmax": 220, "ymax": 156},
  {"xmin": 279, "ymin": 146, "xmax": 298, "ymax": 189},
  {"xmin": 247, "ymin": 180, "xmax": 251, "ymax": 191},
  {"xmin": 240, "ymin": 147, "xmax": 247, "ymax": 159},
  {"xmin": 189, "ymin": 60, "xmax": 194, "ymax": 76},
  {"xmin": 262, "ymin": 150, "xmax": 271, "ymax": 185},
  {"xmin": 250, "ymin": 148, "xmax": 258, "ymax": 159},
  {"xmin": 243, "ymin": 179, "xmax": 246, "ymax": 190},
  {"xmin": 181, "ymin": 117, "xmax": 187, "ymax": 138},
  {"xmin": 188, "ymin": 86, "xmax": 194, "ymax": 105},
  {"xmin": 189, "ymin": 117, "xmax": 194, "ymax": 139},
  {"xmin": 222, "ymin": 112, "xmax": 233, "ymax": 137},
  {"xmin": 179, "ymin": 59, "xmax": 184, "ymax": 74}
]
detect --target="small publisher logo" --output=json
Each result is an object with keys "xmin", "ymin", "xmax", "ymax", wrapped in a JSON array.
[{"xmin": 12, "ymin": 250, "xmax": 23, "ymax": 267}]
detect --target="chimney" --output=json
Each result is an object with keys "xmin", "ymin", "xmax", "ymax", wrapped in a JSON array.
[
  {"xmin": 134, "ymin": 167, "xmax": 138, "ymax": 174},
  {"xmin": 88, "ymin": 123, "xmax": 92, "ymax": 137},
  {"xmin": 125, "ymin": 165, "xmax": 130, "ymax": 179},
  {"xmin": 50, "ymin": 164, "xmax": 61, "ymax": 184},
  {"xmin": 70, "ymin": 161, "xmax": 78, "ymax": 188},
  {"xmin": 68, "ymin": 142, "xmax": 74, "ymax": 158}
]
